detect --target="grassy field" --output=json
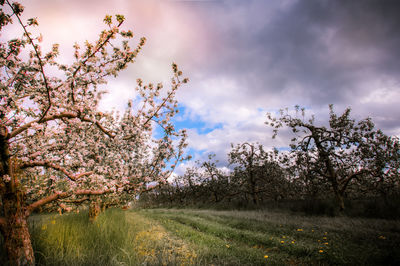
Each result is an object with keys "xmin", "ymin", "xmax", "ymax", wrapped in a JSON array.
[
  {"xmin": 0, "ymin": 208, "xmax": 399, "ymax": 265},
  {"xmin": 140, "ymin": 209, "xmax": 400, "ymax": 265}
]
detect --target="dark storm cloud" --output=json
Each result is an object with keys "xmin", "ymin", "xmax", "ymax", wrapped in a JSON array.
[{"xmin": 187, "ymin": 0, "xmax": 400, "ymax": 131}]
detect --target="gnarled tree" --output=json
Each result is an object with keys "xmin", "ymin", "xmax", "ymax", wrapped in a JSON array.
[
  {"xmin": 266, "ymin": 105, "xmax": 399, "ymax": 211},
  {"xmin": 0, "ymin": 1, "xmax": 188, "ymax": 265}
]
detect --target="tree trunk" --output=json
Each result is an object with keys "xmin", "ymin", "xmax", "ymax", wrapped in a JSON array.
[
  {"xmin": 334, "ymin": 191, "xmax": 345, "ymax": 211},
  {"xmin": 213, "ymin": 190, "xmax": 219, "ymax": 203},
  {"xmin": 330, "ymin": 176, "xmax": 345, "ymax": 211},
  {"xmin": 2, "ymin": 195, "xmax": 35, "ymax": 265},
  {"xmin": 88, "ymin": 201, "xmax": 100, "ymax": 222},
  {"xmin": 1, "ymin": 124, "xmax": 35, "ymax": 265},
  {"xmin": 249, "ymin": 180, "xmax": 258, "ymax": 205},
  {"xmin": 248, "ymin": 167, "xmax": 258, "ymax": 205},
  {"xmin": 250, "ymin": 185, "xmax": 258, "ymax": 205}
]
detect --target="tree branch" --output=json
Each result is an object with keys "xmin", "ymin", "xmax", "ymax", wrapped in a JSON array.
[
  {"xmin": 0, "ymin": 216, "xmax": 6, "ymax": 234},
  {"xmin": 138, "ymin": 183, "xmax": 160, "ymax": 194},
  {"xmin": 9, "ymin": 111, "xmax": 116, "ymax": 139},
  {"xmin": 123, "ymin": 90, "xmax": 175, "ymax": 140},
  {"xmin": 19, "ymin": 160, "xmax": 92, "ymax": 181},
  {"xmin": 70, "ymin": 21, "xmax": 123, "ymax": 103},
  {"xmin": 339, "ymin": 169, "xmax": 368, "ymax": 194},
  {"xmin": 7, "ymin": 0, "xmax": 52, "ymax": 121},
  {"xmin": 25, "ymin": 189, "xmax": 112, "ymax": 216},
  {"xmin": 61, "ymin": 197, "xmax": 89, "ymax": 204},
  {"xmin": 9, "ymin": 112, "xmax": 77, "ymax": 139}
]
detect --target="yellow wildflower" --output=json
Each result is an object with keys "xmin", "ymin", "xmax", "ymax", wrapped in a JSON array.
[
  {"xmin": 226, "ymin": 244, "xmax": 230, "ymax": 248},
  {"xmin": 264, "ymin": 255, "xmax": 269, "ymax": 259},
  {"xmin": 323, "ymin": 236, "xmax": 327, "ymax": 240},
  {"xmin": 324, "ymin": 242, "xmax": 329, "ymax": 245},
  {"xmin": 291, "ymin": 240, "xmax": 295, "ymax": 244},
  {"xmin": 297, "ymin": 228, "xmax": 303, "ymax": 232},
  {"xmin": 319, "ymin": 249, "xmax": 324, "ymax": 253},
  {"xmin": 378, "ymin": 235, "xmax": 386, "ymax": 240},
  {"xmin": 51, "ymin": 220, "xmax": 56, "ymax": 224},
  {"xmin": 280, "ymin": 240, "xmax": 284, "ymax": 244}
]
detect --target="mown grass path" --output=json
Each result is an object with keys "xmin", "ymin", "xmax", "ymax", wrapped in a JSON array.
[
  {"xmin": 1, "ymin": 208, "xmax": 398, "ymax": 265},
  {"xmin": 140, "ymin": 208, "xmax": 400, "ymax": 265}
]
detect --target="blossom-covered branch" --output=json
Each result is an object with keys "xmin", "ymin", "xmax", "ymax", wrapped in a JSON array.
[
  {"xmin": 25, "ymin": 189, "xmax": 112, "ymax": 216},
  {"xmin": 6, "ymin": 0, "xmax": 52, "ymax": 121},
  {"xmin": 8, "ymin": 111, "xmax": 115, "ymax": 139},
  {"xmin": 19, "ymin": 160, "xmax": 92, "ymax": 181}
]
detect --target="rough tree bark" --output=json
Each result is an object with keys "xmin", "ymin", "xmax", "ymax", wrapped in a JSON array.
[
  {"xmin": 88, "ymin": 201, "xmax": 101, "ymax": 222},
  {"xmin": 2, "ymin": 195, "xmax": 35, "ymax": 265},
  {"xmin": 0, "ymin": 126, "xmax": 35, "ymax": 265}
]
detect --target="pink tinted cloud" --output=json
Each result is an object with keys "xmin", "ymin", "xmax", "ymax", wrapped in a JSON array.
[{"xmin": 19, "ymin": 0, "xmax": 213, "ymax": 69}]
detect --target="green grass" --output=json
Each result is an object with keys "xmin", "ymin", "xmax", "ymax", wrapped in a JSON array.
[
  {"xmin": 0, "ymin": 208, "xmax": 399, "ymax": 265},
  {"xmin": 1, "ymin": 208, "xmax": 198, "ymax": 265},
  {"xmin": 29, "ymin": 208, "xmax": 136, "ymax": 265},
  {"xmin": 140, "ymin": 208, "xmax": 400, "ymax": 265}
]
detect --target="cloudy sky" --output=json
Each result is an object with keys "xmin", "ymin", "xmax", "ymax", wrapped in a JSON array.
[{"xmin": 9, "ymin": 0, "xmax": 400, "ymax": 172}]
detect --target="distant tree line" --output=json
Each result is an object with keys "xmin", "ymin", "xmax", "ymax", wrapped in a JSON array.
[{"xmin": 139, "ymin": 106, "xmax": 400, "ymax": 217}]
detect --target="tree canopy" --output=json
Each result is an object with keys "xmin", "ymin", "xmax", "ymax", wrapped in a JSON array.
[
  {"xmin": 0, "ymin": 1, "xmax": 189, "ymax": 264},
  {"xmin": 266, "ymin": 105, "xmax": 400, "ymax": 210}
]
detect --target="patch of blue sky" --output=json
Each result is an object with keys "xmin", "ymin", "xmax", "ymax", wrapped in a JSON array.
[
  {"xmin": 152, "ymin": 123, "xmax": 166, "ymax": 139},
  {"xmin": 276, "ymin": 146, "xmax": 291, "ymax": 152},
  {"xmin": 152, "ymin": 105, "xmax": 223, "ymax": 139},
  {"xmin": 257, "ymin": 107, "xmax": 268, "ymax": 113},
  {"xmin": 152, "ymin": 104, "xmax": 225, "ymax": 172},
  {"xmin": 172, "ymin": 105, "xmax": 224, "ymax": 135},
  {"xmin": 187, "ymin": 147, "xmax": 208, "ymax": 158}
]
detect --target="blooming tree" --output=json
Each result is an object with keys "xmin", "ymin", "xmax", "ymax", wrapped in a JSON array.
[{"xmin": 0, "ymin": 1, "xmax": 189, "ymax": 264}]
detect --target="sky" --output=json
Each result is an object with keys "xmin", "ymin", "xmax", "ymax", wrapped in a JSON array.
[{"xmin": 6, "ymin": 0, "xmax": 400, "ymax": 173}]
